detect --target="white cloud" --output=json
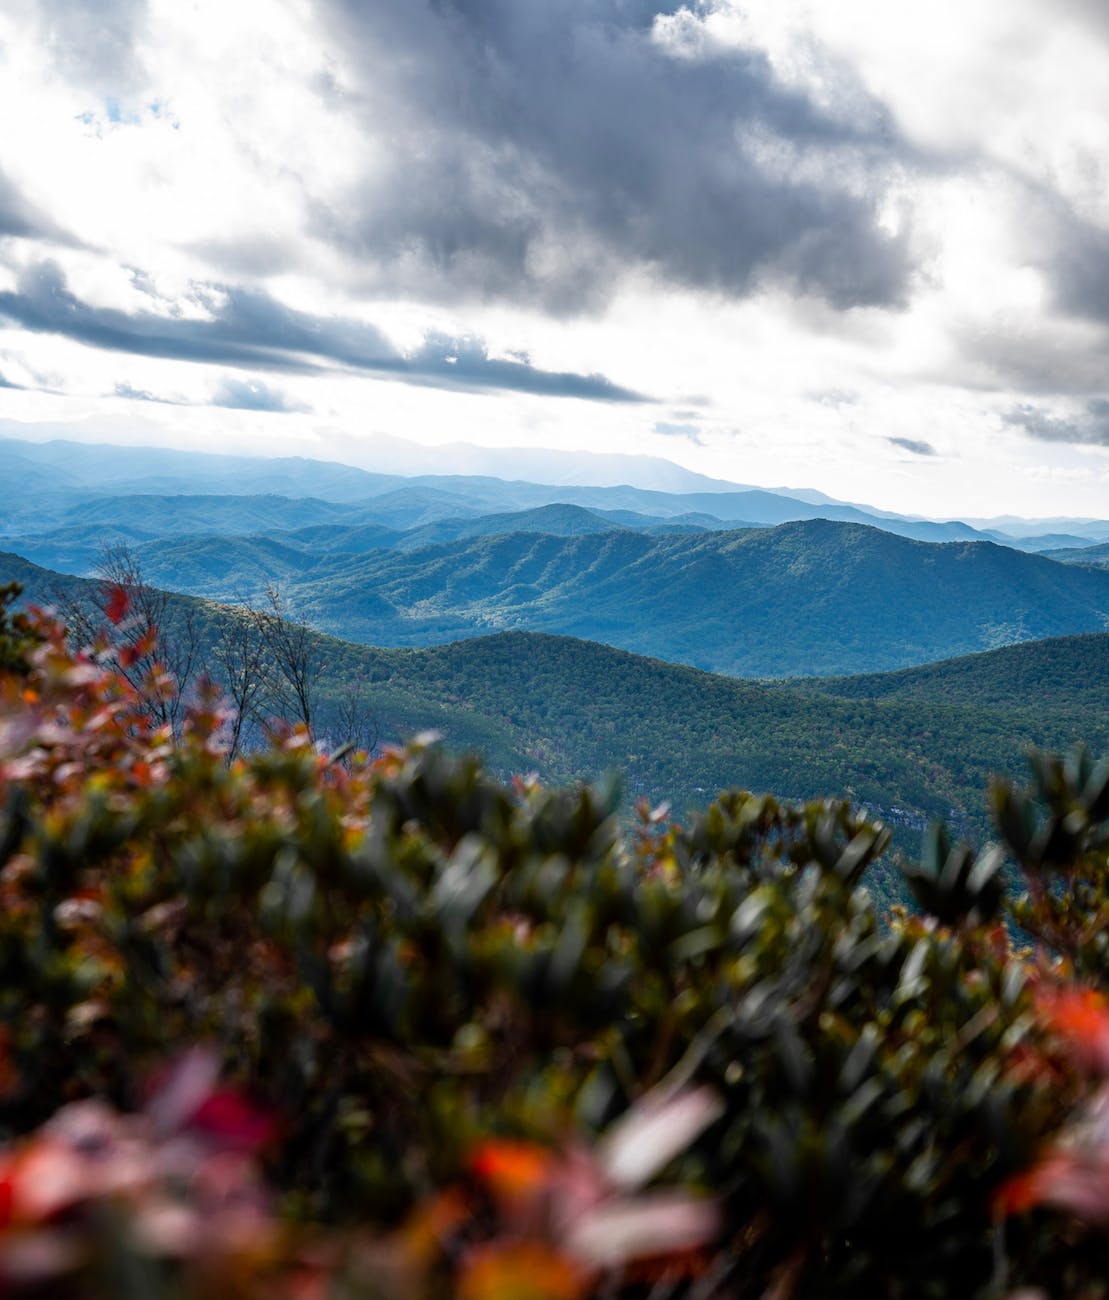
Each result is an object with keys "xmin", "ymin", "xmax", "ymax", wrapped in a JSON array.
[{"xmin": 0, "ymin": 0, "xmax": 1107, "ymax": 518}]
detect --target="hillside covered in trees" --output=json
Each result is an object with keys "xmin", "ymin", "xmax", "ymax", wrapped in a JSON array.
[
  {"xmin": 9, "ymin": 512, "xmax": 1109, "ymax": 676},
  {"xmin": 4, "ymin": 551, "xmax": 1107, "ymax": 856}
]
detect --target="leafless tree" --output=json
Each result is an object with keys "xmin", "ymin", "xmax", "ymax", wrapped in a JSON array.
[
  {"xmin": 323, "ymin": 677, "xmax": 381, "ymax": 767},
  {"xmin": 251, "ymin": 584, "xmax": 321, "ymax": 739},
  {"xmin": 54, "ymin": 556, "xmax": 365, "ymax": 761},
  {"xmin": 210, "ymin": 605, "xmax": 269, "ymax": 761},
  {"xmin": 54, "ymin": 543, "xmax": 201, "ymax": 733}
]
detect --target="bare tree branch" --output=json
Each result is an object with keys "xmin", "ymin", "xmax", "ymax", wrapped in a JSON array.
[
  {"xmin": 211, "ymin": 605, "xmax": 269, "ymax": 762},
  {"xmin": 323, "ymin": 677, "xmax": 381, "ymax": 768},
  {"xmin": 52, "ymin": 543, "xmax": 201, "ymax": 734},
  {"xmin": 251, "ymin": 584, "xmax": 321, "ymax": 740}
]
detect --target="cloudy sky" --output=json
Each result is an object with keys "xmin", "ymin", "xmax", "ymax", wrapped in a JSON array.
[{"xmin": 2, "ymin": 0, "xmax": 1109, "ymax": 518}]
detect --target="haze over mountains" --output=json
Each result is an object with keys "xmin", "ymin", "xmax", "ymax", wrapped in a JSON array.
[
  {"xmin": 4, "ymin": 436, "xmax": 1109, "ymax": 682},
  {"xmin": 3, "ymin": 436, "xmax": 1108, "ymax": 550}
]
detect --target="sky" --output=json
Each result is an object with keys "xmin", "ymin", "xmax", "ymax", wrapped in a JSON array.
[{"xmin": 1, "ymin": 0, "xmax": 1109, "ymax": 520}]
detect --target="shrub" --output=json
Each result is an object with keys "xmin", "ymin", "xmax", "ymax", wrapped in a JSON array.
[{"xmin": 0, "ymin": 600, "xmax": 1108, "ymax": 1296}]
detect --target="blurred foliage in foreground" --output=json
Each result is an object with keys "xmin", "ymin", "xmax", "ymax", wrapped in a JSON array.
[{"xmin": 3, "ymin": 587, "xmax": 1109, "ymax": 1297}]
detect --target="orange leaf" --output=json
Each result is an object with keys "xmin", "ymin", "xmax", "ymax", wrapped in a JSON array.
[
  {"xmin": 1038, "ymin": 987, "xmax": 1109, "ymax": 1069},
  {"xmin": 399, "ymin": 1188, "xmax": 471, "ymax": 1267},
  {"xmin": 458, "ymin": 1241, "xmax": 585, "ymax": 1300},
  {"xmin": 470, "ymin": 1142, "xmax": 553, "ymax": 1203}
]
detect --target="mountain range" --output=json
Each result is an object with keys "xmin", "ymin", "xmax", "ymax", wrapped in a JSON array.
[
  {"xmin": 109, "ymin": 517, "xmax": 1109, "ymax": 677},
  {"xmin": 5, "ymin": 436, "xmax": 1109, "ymax": 680},
  {"xmin": 4, "ymin": 430, "xmax": 1109, "ymax": 857},
  {"xmin": 3, "ymin": 436, "xmax": 1108, "ymax": 551},
  {"xmin": 4, "ymin": 547, "xmax": 1106, "ymax": 863}
]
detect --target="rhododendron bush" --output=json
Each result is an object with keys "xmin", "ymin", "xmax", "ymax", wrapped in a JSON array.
[{"xmin": 2, "ymin": 586, "xmax": 1109, "ymax": 1298}]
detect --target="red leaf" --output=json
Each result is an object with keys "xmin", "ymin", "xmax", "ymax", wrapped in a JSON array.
[
  {"xmin": 1038, "ymin": 987, "xmax": 1109, "ymax": 1071},
  {"xmin": 104, "ymin": 586, "xmax": 130, "ymax": 626},
  {"xmin": 189, "ymin": 1091, "xmax": 275, "ymax": 1151}
]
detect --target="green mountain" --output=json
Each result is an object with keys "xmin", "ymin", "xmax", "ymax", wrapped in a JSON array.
[
  {"xmin": 33, "ymin": 493, "xmax": 363, "ymax": 536},
  {"xmin": 795, "ymin": 632, "xmax": 1109, "ymax": 711},
  {"xmin": 1003, "ymin": 531, "xmax": 1107, "ymax": 552},
  {"xmin": 392, "ymin": 502, "xmax": 633, "ymax": 550},
  {"xmin": 1044, "ymin": 541, "xmax": 1109, "ymax": 570},
  {"xmin": 131, "ymin": 534, "xmax": 329, "ymax": 594},
  {"xmin": 274, "ymin": 505, "xmax": 643, "ymax": 559},
  {"xmin": 6, "ymin": 549, "xmax": 1106, "ymax": 862},
  {"xmin": 15, "ymin": 511, "xmax": 1109, "ymax": 679},
  {"xmin": 593, "ymin": 507, "xmax": 733, "ymax": 533},
  {"xmin": 3, "ymin": 500, "xmax": 707, "ymax": 591},
  {"xmin": 244, "ymin": 520, "xmax": 1109, "ymax": 676},
  {"xmin": 342, "ymin": 631, "xmax": 1106, "ymax": 843}
]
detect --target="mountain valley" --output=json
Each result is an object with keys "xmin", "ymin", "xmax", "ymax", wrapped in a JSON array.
[{"xmin": 4, "ymin": 435, "xmax": 1108, "ymax": 863}]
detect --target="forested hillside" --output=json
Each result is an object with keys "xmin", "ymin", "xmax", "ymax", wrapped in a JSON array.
[
  {"xmin": 1046, "ymin": 540, "xmax": 1109, "ymax": 569},
  {"xmin": 350, "ymin": 630, "xmax": 1108, "ymax": 845},
  {"xmin": 137, "ymin": 519, "xmax": 1109, "ymax": 676},
  {"xmin": 5, "ymin": 550, "xmax": 1106, "ymax": 852},
  {"xmin": 798, "ymin": 631, "xmax": 1109, "ymax": 710}
]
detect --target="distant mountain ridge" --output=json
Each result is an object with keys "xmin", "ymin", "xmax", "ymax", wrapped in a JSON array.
[
  {"xmin": 83, "ymin": 517, "xmax": 1108, "ymax": 678},
  {"xmin": 6, "ymin": 431, "xmax": 1109, "ymax": 679},
  {"xmin": 2, "ymin": 434, "xmax": 1106, "ymax": 551},
  {"xmin": 1044, "ymin": 541, "xmax": 1109, "ymax": 570},
  {"xmin": 10, "ymin": 497, "xmax": 1109, "ymax": 677}
]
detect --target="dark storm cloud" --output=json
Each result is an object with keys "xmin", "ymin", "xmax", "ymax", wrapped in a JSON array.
[
  {"xmin": 404, "ymin": 334, "xmax": 643, "ymax": 400},
  {"xmin": 0, "ymin": 260, "xmax": 641, "ymax": 402},
  {"xmin": 1004, "ymin": 400, "xmax": 1109, "ymax": 446},
  {"xmin": 0, "ymin": 261, "xmax": 356, "ymax": 371},
  {"xmin": 991, "ymin": 174, "xmax": 1109, "ymax": 334},
  {"xmin": 1049, "ymin": 212, "xmax": 1109, "ymax": 325},
  {"xmin": 0, "ymin": 171, "xmax": 39, "ymax": 240},
  {"xmin": 887, "ymin": 436, "xmax": 936, "ymax": 456},
  {"xmin": 211, "ymin": 378, "xmax": 309, "ymax": 413},
  {"xmin": 313, "ymin": 0, "xmax": 916, "ymax": 313}
]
